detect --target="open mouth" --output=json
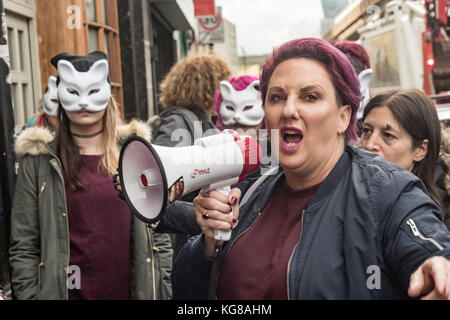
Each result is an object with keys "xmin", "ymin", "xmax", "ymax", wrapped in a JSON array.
[
  {"xmin": 282, "ymin": 127, "xmax": 303, "ymax": 144},
  {"xmin": 281, "ymin": 127, "xmax": 303, "ymax": 151}
]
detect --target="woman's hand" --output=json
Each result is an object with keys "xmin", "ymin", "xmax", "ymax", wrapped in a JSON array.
[
  {"xmin": 112, "ymin": 171, "xmax": 125, "ymax": 200},
  {"xmin": 193, "ymin": 188, "xmax": 241, "ymax": 256},
  {"xmin": 408, "ymin": 256, "xmax": 450, "ymax": 299}
]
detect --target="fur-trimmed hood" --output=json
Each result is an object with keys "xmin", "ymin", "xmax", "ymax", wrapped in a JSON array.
[
  {"xmin": 117, "ymin": 119, "xmax": 152, "ymax": 146},
  {"xmin": 15, "ymin": 119, "xmax": 152, "ymax": 159},
  {"xmin": 15, "ymin": 127, "xmax": 55, "ymax": 159}
]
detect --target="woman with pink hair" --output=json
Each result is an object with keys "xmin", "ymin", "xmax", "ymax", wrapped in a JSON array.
[{"xmin": 173, "ymin": 38, "xmax": 450, "ymax": 300}]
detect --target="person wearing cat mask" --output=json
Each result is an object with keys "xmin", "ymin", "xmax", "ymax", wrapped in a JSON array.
[
  {"xmin": 213, "ymin": 75, "xmax": 273, "ymax": 175},
  {"xmin": 26, "ymin": 75, "xmax": 60, "ymax": 132},
  {"xmin": 214, "ymin": 75, "xmax": 265, "ymax": 137},
  {"xmin": 9, "ymin": 51, "xmax": 172, "ymax": 300}
]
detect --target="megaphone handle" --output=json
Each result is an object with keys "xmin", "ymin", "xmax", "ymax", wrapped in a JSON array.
[{"xmin": 213, "ymin": 185, "xmax": 233, "ymax": 241}]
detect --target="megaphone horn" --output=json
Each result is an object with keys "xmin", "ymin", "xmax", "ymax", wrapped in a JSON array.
[{"xmin": 118, "ymin": 136, "xmax": 168, "ymax": 223}]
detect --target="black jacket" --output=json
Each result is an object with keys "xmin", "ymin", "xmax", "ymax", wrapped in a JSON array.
[{"xmin": 172, "ymin": 146, "xmax": 450, "ymax": 299}]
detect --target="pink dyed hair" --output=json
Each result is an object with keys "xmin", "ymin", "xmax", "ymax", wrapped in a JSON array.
[
  {"xmin": 213, "ymin": 75, "xmax": 261, "ymax": 130},
  {"xmin": 260, "ymin": 38, "xmax": 361, "ymax": 143},
  {"xmin": 333, "ymin": 40, "xmax": 371, "ymax": 71}
]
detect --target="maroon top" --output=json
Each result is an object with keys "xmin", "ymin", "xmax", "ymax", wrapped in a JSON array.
[
  {"xmin": 66, "ymin": 155, "xmax": 132, "ymax": 300},
  {"xmin": 217, "ymin": 177, "xmax": 320, "ymax": 300}
]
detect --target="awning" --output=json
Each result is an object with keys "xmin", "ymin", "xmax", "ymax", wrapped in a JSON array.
[{"xmin": 149, "ymin": 0, "xmax": 195, "ymax": 31}]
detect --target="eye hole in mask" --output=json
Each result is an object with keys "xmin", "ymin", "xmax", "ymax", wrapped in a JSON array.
[
  {"xmin": 243, "ymin": 105, "xmax": 253, "ymax": 111},
  {"xmin": 67, "ymin": 88, "xmax": 80, "ymax": 96},
  {"xmin": 89, "ymin": 88, "xmax": 100, "ymax": 95},
  {"xmin": 226, "ymin": 105, "xmax": 235, "ymax": 111},
  {"xmin": 51, "ymin": 99, "xmax": 59, "ymax": 104}
]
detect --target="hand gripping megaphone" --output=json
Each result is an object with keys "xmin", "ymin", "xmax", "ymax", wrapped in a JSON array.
[{"xmin": 118, "ymin": 130, "xmax": 262, "ymax": 241}]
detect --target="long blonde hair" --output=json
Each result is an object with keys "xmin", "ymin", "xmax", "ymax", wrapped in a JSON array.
[
  {"xmin": 58, "ymin": 97, "xmax": 123, "ymax": 189},
  {"xmin": 100, "ymin": 97, "xmax": 122, "ymax": 175}
]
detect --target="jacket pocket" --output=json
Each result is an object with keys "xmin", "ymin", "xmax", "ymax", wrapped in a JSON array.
[{"xmin": 406, "ymin": 219, "xmax": 444, "ymax": 251}]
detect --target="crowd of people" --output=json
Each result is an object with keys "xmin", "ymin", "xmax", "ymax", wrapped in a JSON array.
[{"xmin": 1, "ymin": 36, "xmax": 450, "ymax": 300}]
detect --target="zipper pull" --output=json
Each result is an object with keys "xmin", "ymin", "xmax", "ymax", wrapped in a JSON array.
[{"xmin": 407, "ymin": 219, "xmax": 420, "ymax": 237}]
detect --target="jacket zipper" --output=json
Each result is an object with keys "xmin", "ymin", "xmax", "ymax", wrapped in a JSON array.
[
  {"xmin": 46, "ymin": 148, "xmax": 71, "ymax": 299},
  {"xmin": 406, "ymin": 219, "xmax": 444, "ymax": 251},
  {"xmin": 146, "ymin": 226, "xmax": 157, "ymax": 300},
  {"xmin": 286, "ymin": 209, "xmax": 306, "ymax": 300}
]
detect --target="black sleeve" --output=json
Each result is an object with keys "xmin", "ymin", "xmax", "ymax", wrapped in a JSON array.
[
  {"xmin": 378, "ymin": 170, "xmax": 450, "ymax": 292},
  {"xmin": 156, "ymin": 201, "xmax": 201, "ymax": 235}
]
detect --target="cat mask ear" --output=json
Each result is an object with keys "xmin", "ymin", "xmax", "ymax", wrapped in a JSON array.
[{"xmin": 357, "ymin": 68, "xmax": 373, "ymax": 120}]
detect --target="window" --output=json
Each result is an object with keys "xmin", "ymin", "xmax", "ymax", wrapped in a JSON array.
[
  {"xmin": 4, "ymin": 0, "xmax": 41, "ymax": 132},
  {"xmin": 84, "ymin": 0, "xmax": 123, "ymax": 111}
]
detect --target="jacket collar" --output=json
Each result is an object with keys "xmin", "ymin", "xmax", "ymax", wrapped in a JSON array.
[{"xmin": 307, "ymin": 146, "xmax": 352, "ymax": 210}]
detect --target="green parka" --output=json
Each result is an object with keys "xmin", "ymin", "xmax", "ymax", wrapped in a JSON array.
[{"xmin": 9, "ymin": 121, "xmax": 173, "ymax": 300}]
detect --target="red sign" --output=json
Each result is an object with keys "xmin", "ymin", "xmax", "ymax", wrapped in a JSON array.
[{"xmin": 193, "ymin": 0, "xmax": 216, "ymax": 17}]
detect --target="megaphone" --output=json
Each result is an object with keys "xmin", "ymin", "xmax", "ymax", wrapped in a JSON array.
[{"xmin": 118, "ymin": 130, "xmax": 262, "ymax": 240}]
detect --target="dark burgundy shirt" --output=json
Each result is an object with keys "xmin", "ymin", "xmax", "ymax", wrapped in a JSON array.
[
  {"xmin": 217, "ymin": 177, "xmax": 320, "ymax": 300},
  {"xmin": 66, "ymin": 155, "xmax": 132, "ymax": 300}
]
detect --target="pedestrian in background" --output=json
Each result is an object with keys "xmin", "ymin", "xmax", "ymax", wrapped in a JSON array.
[
  {"xmin": 360, "ymin": 89, "xmax": 450, "ymax": 230},
  {"xmin": 25, "ymin": 75, "xmax": 59, "ymax": 132}
]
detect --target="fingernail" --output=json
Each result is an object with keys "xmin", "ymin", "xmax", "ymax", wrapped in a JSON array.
[
  {"xmin": 229, "ymin": 206, "xmax": 233, "ymax": 212},
  {"xmin": 230, "ymin": 197, "xmax": 237, "ymax": 206},
  {"xmin": 232, "ymin": 218, "xmax": 237, "ymax": 224},
  {"xmin": 230, "ymin": 225, "xmax": 233, "ymax": 231}
]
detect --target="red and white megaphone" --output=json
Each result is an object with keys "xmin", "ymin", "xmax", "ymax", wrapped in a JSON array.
[{"xmin": 118, "ymin": 130, "xmax": 262, "ymax": 240}]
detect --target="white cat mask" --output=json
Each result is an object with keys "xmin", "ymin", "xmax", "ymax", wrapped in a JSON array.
[
  {"xmin": 57, "ymin": 59, "xmax": 111, "ymax": 112},
  {"xmin": 42, "ymin": 76, "xmax": 59, "ymax": 117},
  {"xmin": 219, "ymin": 80, "xmax": 264, "ymax": 127},
  {"xmin": 357, "ymin": 68, "xmax": 373, "ymax": 120}
]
